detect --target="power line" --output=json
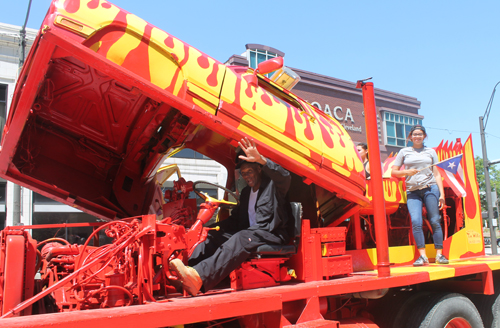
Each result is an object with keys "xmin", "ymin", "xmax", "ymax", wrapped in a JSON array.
[
  {"xmin": 426, "ymin": 126, "xmax": 500, "ymax": 139},
  {"xmin": 487, "ymin": 134, "xmax": 500, "ymax": 140},
  {"xmin": 426, "ymin": 126, "xmax": 479, "ymax": 135}
]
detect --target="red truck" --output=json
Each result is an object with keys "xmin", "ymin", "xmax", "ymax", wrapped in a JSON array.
[{"xmin": 0, "ymin": 1, "xmax": 495, "ymax": 327}]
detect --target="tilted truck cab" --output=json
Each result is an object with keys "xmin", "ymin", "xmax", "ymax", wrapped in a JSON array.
[
  {"xmin": 0, "ymin": 1, "xmax": 497, "ymax": 327},
  {"xmin": 3, "ymin": 0, "xmax": 367, "ymax": 224}
]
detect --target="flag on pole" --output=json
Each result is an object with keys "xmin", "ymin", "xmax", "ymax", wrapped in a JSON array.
[
  {"xmin": 435, "ymin": 154, "xmax": 467, "ymax": 197},
  {"xmin": 435, "ymin": 154, "xmax": 463, "ymax": 174}
]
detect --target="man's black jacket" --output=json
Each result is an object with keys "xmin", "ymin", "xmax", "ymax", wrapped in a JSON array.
[{"xmin": 220, "ymin": 159, "xmax": 292, "ymax": 243}]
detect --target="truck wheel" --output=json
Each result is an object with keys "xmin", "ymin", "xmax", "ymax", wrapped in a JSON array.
[
  {"xmin": 470, "ymin": 293, "xmax": 500, "ymax": 328},
  {"xmin": 393, "ymin": 292, "xmax": 483, "ymax": 328},
  {"xmin": 469, "ymin": 274, "xmax": 500, "ymax": 328}
]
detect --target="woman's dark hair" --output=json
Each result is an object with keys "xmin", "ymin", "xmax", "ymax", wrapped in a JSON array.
[
  {"xmin": 357, "ymin": 143, "xmax": 369, "ymax": 160},
  {"xmin": 408, "ymin": 125, "xmax": 427, "ymax": 139}
]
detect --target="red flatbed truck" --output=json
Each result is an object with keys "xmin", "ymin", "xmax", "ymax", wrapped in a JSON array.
[{"xmin": 0, "ymin": 1, "xmax": 496, "ymax": 327}]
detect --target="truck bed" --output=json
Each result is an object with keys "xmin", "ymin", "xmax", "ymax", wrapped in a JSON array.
[{"xmin": 2, "ymin": 256, "xmax": 499, "ymax": 327}]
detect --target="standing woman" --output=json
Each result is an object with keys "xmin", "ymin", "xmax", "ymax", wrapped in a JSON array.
[
  {"xmin": 357, "ymin": 143, "xmax": 370, "ymax": 179},
  {"xmin": 391, "ymin": 125, "xmax": 449, "ymax": 266}
]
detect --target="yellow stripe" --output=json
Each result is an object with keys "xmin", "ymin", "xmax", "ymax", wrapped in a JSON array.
[
  {"xmin": 187, "ymin": 82, "xmax": 219, "ymax": 107},
  {"xmin": 238, "ymin": 115, "xmax": 316, "ymax": 170},
  {"xmin": 388, "ymin": 266, "xmax": 456, "ymax": 280},
  {"xmin": 106, "ymin": 14, "xmax": 146, "ymax": 66}
]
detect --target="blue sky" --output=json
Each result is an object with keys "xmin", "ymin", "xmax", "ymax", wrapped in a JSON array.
[{"xmin": 2, "ymin": 0, "xmax": 500, "ymax": 162}]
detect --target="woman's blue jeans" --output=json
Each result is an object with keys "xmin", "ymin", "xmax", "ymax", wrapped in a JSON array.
[{"xmin": 406, "ymin": 184, "xmax": 443, "ymax": 249}]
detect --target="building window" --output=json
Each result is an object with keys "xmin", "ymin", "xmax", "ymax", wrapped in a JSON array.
[
  {"xmin": 0, "ymin": 84, "xmax": 7, "ymax": 143},
  {"xmin": 247, "ymin": 49, "xmax": 278, "ymax": 69},
  {"xmin": 247, "ymin": 49, "xmax": 279, "ymax": 78},
  {"xmin": 384, "ymin": 112, "xmax": 422, "ymax": 147},
  {"xmin": 172, "ymin": 148, "xmax": 209, "ymax": 159}
]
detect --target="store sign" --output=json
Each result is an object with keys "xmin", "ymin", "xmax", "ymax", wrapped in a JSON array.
[{"xmin": 311, "ymin": 102, "xmax": 363, "ymax": 133}]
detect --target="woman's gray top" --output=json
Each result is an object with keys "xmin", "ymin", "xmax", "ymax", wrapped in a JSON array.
[{"xmin": 393, "ymin": 146, "xmax": 438, "ymax": 191}]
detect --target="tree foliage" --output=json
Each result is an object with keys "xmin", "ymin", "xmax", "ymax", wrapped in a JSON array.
[{"xmin": 475, "ymin": 156, "xmax": 500, "ymax": 211}]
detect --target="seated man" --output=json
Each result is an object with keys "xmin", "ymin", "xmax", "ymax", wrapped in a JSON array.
[{"xmin": 169, "ymin": 137, "xmax": 292, "ymax": 296}]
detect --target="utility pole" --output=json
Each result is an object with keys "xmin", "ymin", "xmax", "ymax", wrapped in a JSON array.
[
  {"xmin": 19, "ymin": 0, "xmax": 32, "ymax": 66},
  {"xmin": 10, "ymin": 0, "xmax": 34, "ymax": 226},
  {"xmin": 480, "ymin": 116, "xmax": 497, "ymax": 254},
  {"xmin": 480, "ymin": 80, "xmax": 500, "ymax": 254}
]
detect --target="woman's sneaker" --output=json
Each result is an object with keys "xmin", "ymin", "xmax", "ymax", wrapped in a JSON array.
[
  {"xmin": 435, "ymin": 254, "xmax": 449, "ymax": 264},
  {"xmin": 413, "ymin": 255, "xmax": 429, "ymax": 267}
]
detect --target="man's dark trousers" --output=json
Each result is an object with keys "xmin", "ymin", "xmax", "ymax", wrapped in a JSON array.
[{"xmin": 189, "ymin": 227, "xmax": 282, "ymax": 291}]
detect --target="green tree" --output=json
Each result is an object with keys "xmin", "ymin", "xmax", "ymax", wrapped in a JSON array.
[{"xmin": 475, "ymin": 156, "xmax": 500, "ymax": 211}]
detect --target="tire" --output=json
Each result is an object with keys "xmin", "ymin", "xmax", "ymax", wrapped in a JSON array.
[
  {"xmin": 471, "ymin": 293, "xmax": 500, "ymax": 328},
  {"xmin": 469, "ymin": 272, "xmax": 500, "ymax": 328},
  {"xmin": 393, "ymin": 292, "xmax": 484, "ymax": 328},
  {"xmin": 493, "ymin": 298, "xmax": 500, "ymax": 328}
]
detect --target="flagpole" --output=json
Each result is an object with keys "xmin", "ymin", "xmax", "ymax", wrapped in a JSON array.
[{"xmin": 417, "ymin": 164, "xmax": 436, "ymax": 172}]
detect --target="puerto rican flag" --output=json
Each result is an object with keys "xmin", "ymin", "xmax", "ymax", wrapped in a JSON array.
[{"xmin": 435, "ymin": 154, "xmax": 467, "ymax": 197}]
